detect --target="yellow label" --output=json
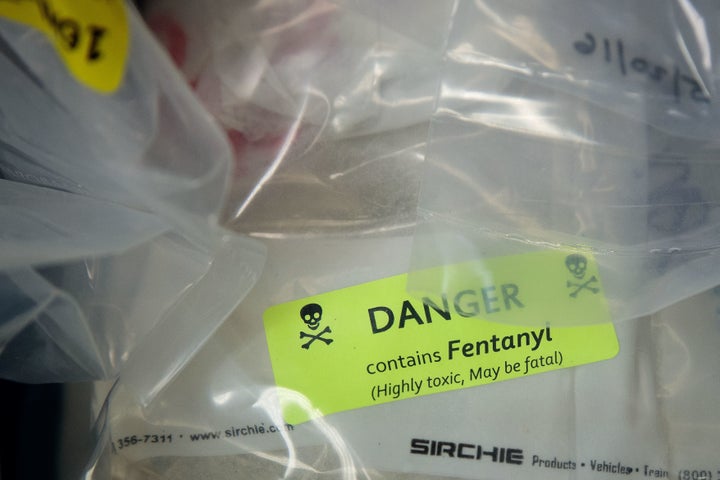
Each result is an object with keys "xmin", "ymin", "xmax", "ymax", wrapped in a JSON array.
[
  {"xmin": 0, "ymin": 0, "xmax": 129, "ymax": 93},
  {"xmin": 264, "ymin": 251, "xmax": 619, "ymax": 425}
]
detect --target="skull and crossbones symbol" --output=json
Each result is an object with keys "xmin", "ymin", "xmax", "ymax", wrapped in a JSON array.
[
  {"xmin": 299, "ymin": 303, "xmax": 333, "ymax": 349},
  {"xmin": 565, "ymin": 254, "xmax": 599, "ymax": 298}
]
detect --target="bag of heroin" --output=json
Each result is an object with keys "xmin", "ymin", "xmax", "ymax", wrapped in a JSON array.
[{"xmin": 145, "ymin": 0, "xmax": 452, "ymax": 237}]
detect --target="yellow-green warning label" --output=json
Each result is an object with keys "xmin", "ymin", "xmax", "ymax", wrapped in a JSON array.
[
  {"xmin": 264, "ymin": 251, "xmax": 619, "ymax": 425},
  {"xmin": 0, "ymin": 0, "xmax": 129, "ymax": 93}
]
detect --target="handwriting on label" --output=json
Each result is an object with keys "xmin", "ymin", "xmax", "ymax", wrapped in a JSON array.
[{"xmin": 573, "ymin": 31, "xmax": 710, "ymax": 104}]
